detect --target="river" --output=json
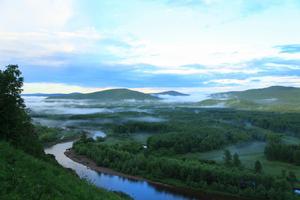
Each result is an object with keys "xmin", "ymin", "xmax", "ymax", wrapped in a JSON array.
[{"xmin": 44, "ymin": 141, "xmax": 205, "ymax": 200}]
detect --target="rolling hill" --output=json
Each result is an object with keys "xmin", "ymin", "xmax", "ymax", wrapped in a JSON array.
[
  {"xmin": 211, "ymin": 86, "xmax": 300, "ymax": 104},
  {"xmin": 47, "ymin": 88, "xmax": 160, "ymax": 101},
  {"xmin": 151, "ymin": 90, "xmax": 189, "ymax": 96},
  {"xmin": 199, "ymin": 86, "xmax": 300, "ymax": 112}
]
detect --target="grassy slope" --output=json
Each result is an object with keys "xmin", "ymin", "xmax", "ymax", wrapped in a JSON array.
[
  {"xmin": 48, "ymin": 89, "xmax": 160, "ymax": 101},
  {"xmin": 224, "ymin": 86, "xmax": 300, "ymax": 103},
  {"xmin": 0, "ymin": 141, "xmax": 128, "ymax": 200},
  {"xmin": 200, "ymin": 86, "xmax": 300, "ymax": 112}
]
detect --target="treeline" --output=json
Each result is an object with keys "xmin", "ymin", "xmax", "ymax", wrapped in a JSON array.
[
  {"xmin": 110, "ymin": 122, "xmax": 170, "ymax": 135},
  {"xmin": 147, "ymin": 124, "xmax": 265, "ymax": 154},
  {"xmin": 35, "ymin": 125, "xmax": 82, "ymax": 145},
  {"xmin": 73, "ymin": 139, "xmax": 296, "ymax": 200},
  {"xmin": 157, "ymin": 108, "xmax": 300, "ymax": 138},
  {"xmin": 265, "ymin": 136, "xmax": 300, "ymax": 165}
]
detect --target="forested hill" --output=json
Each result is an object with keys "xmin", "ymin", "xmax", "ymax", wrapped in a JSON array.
[
  {"xmin": 47, "ymin": 88, "xmax": 160, "ymax": 101},
  {"xmin": 199, "ymin": 86, "xmax": 300, "ymax": 112},
  {"xmin": 211, "ymin": 86, "xmax": 300, "ymax": 104}
]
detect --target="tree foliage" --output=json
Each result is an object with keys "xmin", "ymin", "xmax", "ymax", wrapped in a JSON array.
[
  {"xmin": 73, "ymin": 139, "xmax": 295, "ymax": 200},
  {"xmin": 0, "ymin": 65, "xmax": 43, "ymax": 156}
]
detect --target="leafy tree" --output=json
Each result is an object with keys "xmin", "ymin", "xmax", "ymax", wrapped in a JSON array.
[
  {"xmin": 223, "ymin": 149, "xmax": 232, "ymax": 166},
  {"xmin": 0, "ymin": 65, "xmax": 42, "ymax": 156},
  {"xmin": 254, "ymin": 160, "xmax": 263, "ymax": 174},
  {"xmin": 233, "ymin": 153, "xmax": 241, "ymax": 168}
]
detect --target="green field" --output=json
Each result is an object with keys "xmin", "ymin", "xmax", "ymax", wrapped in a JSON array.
[{"xmin": 180, "ymin": 140, "xmax": 300, "ymax": 181}]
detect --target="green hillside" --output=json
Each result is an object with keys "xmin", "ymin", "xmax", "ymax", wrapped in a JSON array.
[
  {"xmin": 0, "ymin": 141, "xmax": 128, "ymax": 200},
  {"xmin": 48, "ymin": 88, "xmax": 160, "ymax": 101},
  {"xmin": 212, "ymin": 86, "xmax": 300, "ymax": 104},
  {"xmin": 200, "ymin": 86, "xmax": 300, "ymax": 112}
]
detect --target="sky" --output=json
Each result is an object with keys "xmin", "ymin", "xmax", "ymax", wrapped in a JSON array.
[{"xmin": 0, "ymin": 0, "xmax": 300, "ymax": 94}]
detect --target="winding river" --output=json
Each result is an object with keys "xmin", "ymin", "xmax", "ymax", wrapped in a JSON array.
[{"xmin": 44, "ymin": 141, "xmax": 202, "ymax": 200}]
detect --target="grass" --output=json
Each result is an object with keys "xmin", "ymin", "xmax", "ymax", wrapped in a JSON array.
[
  {"xmin": 0, "ymin": 141, "xmax": 129, "ymax": 200},
  {"xmin": 179, "ymin": 140, "xmax": 300, "ymax": 183}
]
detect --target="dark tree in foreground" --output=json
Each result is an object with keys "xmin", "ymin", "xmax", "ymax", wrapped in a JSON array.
[
  {"xmin": 0, "ymin": 65, "xmax": 42, "ymax": 156},
  {"xmin": 254, "ymin": 160, "xmax": 263, "ymax": 173}
]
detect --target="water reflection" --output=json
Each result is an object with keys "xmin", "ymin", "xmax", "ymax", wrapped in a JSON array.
[{"xmin": 45, "ymin": 142, "xmax": 198, "ymax": 200}]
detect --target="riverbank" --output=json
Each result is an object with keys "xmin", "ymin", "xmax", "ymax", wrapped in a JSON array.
[{"xmin": 65, "ymin": 148, "xmax": 248, "ymax": 200}]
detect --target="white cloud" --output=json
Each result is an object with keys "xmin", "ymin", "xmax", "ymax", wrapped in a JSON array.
[
  {"xmin": 0, "ymin": 0, "xmax": 73, "ymax": 31},
  {"xmin": 206, "ymin": 76, "xmax": 300, "ymax": 89},
  {"xmin": 23, "ymin": 82, "xmax": 108, "ymax": 94}
]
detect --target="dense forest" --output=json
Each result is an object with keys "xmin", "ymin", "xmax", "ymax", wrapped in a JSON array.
[
  {"xmin": 0, "ymin": 65, "xmax": 128, "ymax": 200},
  {"xmin": 73, "ymin": 138, "xmax": 296, "ymax": 200},
  {"xmin": 265, "ymin": 136, "xmax": 300, "ymax": 165}
]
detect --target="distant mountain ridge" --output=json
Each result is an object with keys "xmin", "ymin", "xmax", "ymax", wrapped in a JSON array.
[
  {"xmin": 211, "ymin": 86, "xmax": 300, "ymax": 103},
  {"xmin": 47, "ymin": 88, "xmax": 160, "ymax": 101},
  {"xmin": 151, "ymin": 91, "xmax": 189, "ymax": 96},
  {"xmin": 199, "ymin": 86, "xmax": 300, "ymax": 112}
]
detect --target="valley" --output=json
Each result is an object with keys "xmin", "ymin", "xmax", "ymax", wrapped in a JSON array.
[{"xmin": 24, "ymin": 87, "xmax": 300, "ymax": 200}]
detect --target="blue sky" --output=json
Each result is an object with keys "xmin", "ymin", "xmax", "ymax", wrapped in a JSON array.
[{"xmin": 0, "ymin": 0, "xmax": 300, "ymax": 94}]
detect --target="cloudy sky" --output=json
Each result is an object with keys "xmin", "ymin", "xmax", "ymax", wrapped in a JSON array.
[{"xmin": 1, "ymin": 0, "xmax": 300, "ymax": 94}]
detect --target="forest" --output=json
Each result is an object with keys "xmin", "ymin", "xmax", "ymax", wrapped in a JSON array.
[
  {"xmin": 73, "ymin": 137, "xmax": 295, "ymax": 200},
  {"xmin": 265, "ymin": 135, "xmax": 300, "ymax": 165}
]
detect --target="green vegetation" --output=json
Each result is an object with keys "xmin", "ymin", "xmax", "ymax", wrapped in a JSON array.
[
  {"xmin": 73, "ymin": 138, "xmax": 297, "ymax": 200},
  {"xmin": 0, "ymin": 141, "xmax": 129, "ymax": 200},
  {"xmin": 265, "ymin": 136, "xmax": 300, "ymax": 165},
  {"xmin": 201, "ymin": 86, "xmax": 300, "ymax": 112},
  {"xmin": 0, "ymin": 65, "xmax": 43, "ymax": 157},
  {"xmin": 7, "ymin": 64, "xmax": 300, "ymax": 199},
  {"xmin": 66, "ymin": 105, "xmax": 300, "ymax": 198},
  {"xmin": 0, "ymin": 65, "xmax": 128, "ymax": 200},
  {"xmin": 48, "ymin": 88, "xmax": 160, "ymax": 101},
  {"xmin": 212, "ymin": 86, "xmax": 300, "ymax": 104},
  {"xmin": 35, "ymin": 125, "xmax": 82, "ymax": 146}
]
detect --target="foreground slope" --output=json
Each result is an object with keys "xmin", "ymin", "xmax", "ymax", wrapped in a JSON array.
[
  {"xmin": 0, "ymin": 141, "xmax": 128, "ymax": 200},
  {"xmin": 48, "ymin": 89, "xmax": 160, "ymax": 101}
]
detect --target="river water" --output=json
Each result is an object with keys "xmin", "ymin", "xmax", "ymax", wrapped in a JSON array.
[{"xmin": 45, "ymin": 142, "xmax": 203, "ymax": 200}]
